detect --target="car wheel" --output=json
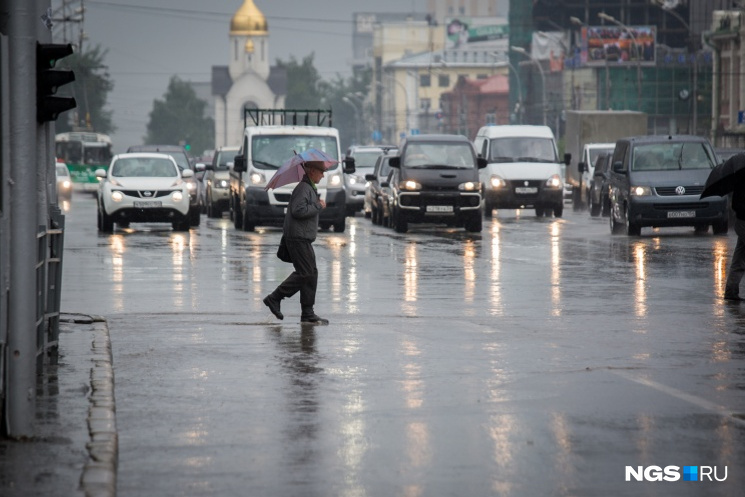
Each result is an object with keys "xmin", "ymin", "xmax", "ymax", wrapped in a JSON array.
[
  {"xmin": 713, "ymin": 220, "xmax": 729, "ymax": 235},
  {"xmin": 333, "ymin": 217, "xmax": 346, "ymax": 233},
  {"xmin": 535, "ymin": 207, "xmax": 545, "ymax": 217},
  {"xmin": 189, "ymin": 207, "xmax": 201, "ymax": 227},
  {"xmin": 483, "ymin": 200, "xmax": 493, "ymax": 218},
  {"xmin": 465, "ymin": 214, "xmax": 482, "ymax": 233},
  {"xmin": 242, "ymin": 204, "xmax": 255, "ymax": 231},
  {"xmin": 99, "ymin": 206, "xmax": 113, "ymax": 233},
  {"xmin": 625, "ymin": 206, "xmax": 641, "ymax": 236},
  {"xmin": 610, "ymin": 204, "xmax": 624, "ymax": 235},
  {"xmin": 172, "ymin": 219, "xmax": 190, "ymax": 231},
  {"xmin": 233, "ymin": 197, "xmax": 243, "ymax": 229},
  {"xmin": 589, "ymin": 200, "xmax": 601, "ymax": 217},
  {"xmin": 394, "ymin": 209, "xmax": 408, "ymax": 233},
  {"xmin": 554, "ymin": 204, "xmax": 563, "ymax": 218}
]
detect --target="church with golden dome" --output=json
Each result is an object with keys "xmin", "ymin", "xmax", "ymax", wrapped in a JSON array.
[{"xmin": 211, "ymin": 0, "xmax": 286, "ymax": 147}]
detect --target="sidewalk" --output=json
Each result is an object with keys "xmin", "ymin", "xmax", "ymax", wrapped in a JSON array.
[{"xmin": 0, "ymin": 314, "xmax": 117, "ymax": 497}]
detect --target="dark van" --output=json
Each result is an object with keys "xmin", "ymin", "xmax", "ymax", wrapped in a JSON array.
[
  {"xmin": 608, "ymin": 135, "xmax": 728, "ymax": 236},
  {"xmin": 388, "ymin": 134, "xmax": 487, "ymax": 233}
]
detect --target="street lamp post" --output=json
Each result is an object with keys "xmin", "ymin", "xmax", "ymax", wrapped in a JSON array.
[
  {"xmin": 387, "ymin": 72, "xmax": 411, "ymax": 139},
  {"xmin": 651, "ymin": 0, "xmax": 697, "ymax": 134},
  {"xmin": 341, "ymin": 96, "xmax": 361, "ymax": 146},
  {"xmin": 511, "ymin": 46, "xmax": 547, "ymax": 126},
  {"xmin": 490, "ymin": 52, "xmax": 523, "ymax": 123},
  {"xmin": 598, "ymin": 12, "xmax": 642, "ymax": 110}
]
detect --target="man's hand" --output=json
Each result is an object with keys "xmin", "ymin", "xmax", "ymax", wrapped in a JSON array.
[{"xmin": 319, "ymin": 199, "xmax": 326, "ymax": 209}]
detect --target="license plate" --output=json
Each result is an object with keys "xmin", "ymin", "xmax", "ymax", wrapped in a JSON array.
[
  {"xmin": 133, "ymin": 201, "xmax": 162, "ymax": 208},
  {"xmin": 426, "ymin": 205, "xmax": 453, "ymax": 213},
  {"xmin": 667, "ymin": 210, "xmax": 695, "ymax": 218},
  {"xmin": 515, "ymin": 187, "xmax": 538, "ymax": 194}
]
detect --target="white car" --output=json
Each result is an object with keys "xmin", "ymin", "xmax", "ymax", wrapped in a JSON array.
[
  {"xmin": 56, "ymin": 162, "xmax": 73, "ymax": 202},
  {"xmin": 95, "ymin": 153, "xmax": 194, "ymax": 232}
]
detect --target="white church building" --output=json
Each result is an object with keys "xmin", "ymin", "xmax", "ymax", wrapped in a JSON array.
[{"xmin": 212, "ymin": 0, "xmax": 286, "ymax": 148}]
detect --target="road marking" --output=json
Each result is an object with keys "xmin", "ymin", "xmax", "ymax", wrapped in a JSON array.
[{"xmin": 609, "ymin": 369, "xmax": 745, "ymax": 427}]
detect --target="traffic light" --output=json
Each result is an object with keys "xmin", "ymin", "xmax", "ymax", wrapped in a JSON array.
[{"xmin": 36, "ymin": 43, "xmax": 77, "ymax": 122}]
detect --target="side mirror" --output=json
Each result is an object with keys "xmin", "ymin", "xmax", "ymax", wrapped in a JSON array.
[
  {"xmin": 389, "ymin": 156, "xmax": 401, "ymax": 169},
  {"xmin": 612, "ymin": 161, "xmax": 625, "ymax": 174},
  {"xmin": 205, "ymin": 163, "xmax": 215, "ymax": 171},
  {"xmin": 365, "ymin": 174, "xmax": 376, "ymax": 182},
  {"xmin": 578, "ymin": 161, "xmax": 587, "ymax": 173},
  {"xmin": 94, "ymin": 169, "xmax": 107, "ymax": 178},
  {"xmin": 564, "ymin": 153, "xmax": 572, "ymax": 166},
  {"xmin": 477, "ymin": 157, "xmax": 488, "ymax": 169},
  {"xmin": 233, "ymin": 155, "xmax": 245, "ymax": 173},
  {"xmin": 343, "ymin": 156, "xmax": 356, "ymax": 174},
  {"xmin": 381, "ymin": 181, "xmax": 389, "ymax": 188},
  {"xmin": 195, "ymin": 163, "xmax": 206, "ymax": 172},
  {"xmin": 181, "ymin": 169, "xmax": 195, "ymax": 179}
]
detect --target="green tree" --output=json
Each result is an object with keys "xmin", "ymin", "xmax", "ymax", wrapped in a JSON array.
[
  {"xmin": 56, "ymin": 44, "xmax": 115, "ymax": 134},
  {"xmin": 276, "ymin": 53, "xmax": 325, "ymax": 109},
  {"xmin": 145, "ymin": 76, "xmax": 214, "ymax": 155}
]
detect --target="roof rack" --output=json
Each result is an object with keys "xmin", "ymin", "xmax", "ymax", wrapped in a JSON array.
[{"xmin": 243, "ymin": 108, "xmax": 333, "ymax": 128}]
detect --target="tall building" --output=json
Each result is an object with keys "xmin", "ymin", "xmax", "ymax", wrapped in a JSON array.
[{"xmin": 211, "ymin": 0, "xmax": 286, "ymax": 148}]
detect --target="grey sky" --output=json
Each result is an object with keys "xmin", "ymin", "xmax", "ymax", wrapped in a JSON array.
[{"xmin": 54, "ymin": 0, "xmax": 428, "ymax": 153}]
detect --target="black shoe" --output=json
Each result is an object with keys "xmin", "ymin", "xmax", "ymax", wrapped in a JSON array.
[
  {"xmin": 723, "ymin": 294, "xmax": 745, "ymax": 302},
  {"xmin": 263, "ymin": 295, "xmax": 283, "ymax": 320},
  {"xmin": 301, "ymin": 314, "xmax": 329, "ymax": 325}
]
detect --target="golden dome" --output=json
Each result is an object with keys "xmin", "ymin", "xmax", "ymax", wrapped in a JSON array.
[{"xmin": 230, "ymin": 0, "xmax": 267, "ymax": 36}]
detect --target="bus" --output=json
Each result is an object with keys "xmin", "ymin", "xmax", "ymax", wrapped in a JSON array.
[{"xmin": 55, "ymin": 132, "xmax": 114, "ymax": 193}]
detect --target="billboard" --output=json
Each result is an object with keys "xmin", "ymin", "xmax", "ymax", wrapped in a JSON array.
[
  {"xmin": 445, "ymin": 17, "xmax": 509, "ymax": 50},
  {"xmin": 580, "ymin": 25, "xmax": 656, "ymax": 67}
]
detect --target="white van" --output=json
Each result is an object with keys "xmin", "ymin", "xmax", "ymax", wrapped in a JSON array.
[
  {"xmin": 230, "ymin": 109, "xmax": 352, "ymax": 232},
  {"xmin": 474, "ymin": 125, "xmax": 569, "ymax": 217}
]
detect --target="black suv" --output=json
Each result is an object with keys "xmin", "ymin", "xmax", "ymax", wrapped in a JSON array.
[
  {"xmin": 126, "ymin": 144, "xmax": 203, "ymax": 226},
  {"xmin": 608, "ymin": 135, "xmax": 728, "ymax": 236},
  {"xmin": 388, "ymin": 134, "xmax": 487, "ymax": 233}
]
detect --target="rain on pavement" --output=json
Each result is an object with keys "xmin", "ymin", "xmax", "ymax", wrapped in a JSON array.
[{"xmin": 60, "ymin": 194, "xmax": 745, "ymax": 496}]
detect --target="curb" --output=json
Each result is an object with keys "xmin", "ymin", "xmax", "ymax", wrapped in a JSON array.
[{"xmin": 61, "ymin": 313, "xmax": 117, "ymax": 497}]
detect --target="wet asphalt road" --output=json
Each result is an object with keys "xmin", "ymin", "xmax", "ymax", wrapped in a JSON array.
[{"xmin": 60, "ymin": 193, "xmax": 745, "ymax": 496}]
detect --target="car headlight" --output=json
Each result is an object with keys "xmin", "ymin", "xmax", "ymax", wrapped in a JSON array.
[
  {"xmin": 348, "ymin": 174, "xmax": 364, "ymax": 185},
  {"xmin": 631, "ymin": 186, "xmax": 652, "ymax": 196},
  {"xmin": 400, "ymin": 180, "xmax": 422, "ymax": 191},
  {"xmin": 185, "ymin": 181, "xmax": 196, "ymax": 191},
  {"xmin": 61, "ymin": 180, "xmax": 71, "ymax": 189},
  {"xmin": 544, "ymin": 174, "xmax": 563, "ymax": 189},
  {"xmin": 172, "ymin": 191, "xmax": 184, "ymax": 202},
  {"xmin": 250, "ymin": 172, "xmax": 265, "ymax": 185},
  {"xmin": 328, "ymin": 173, "xmax": 343, "ymax": 187},
  {"xmin": 490, "ymin": 175, "xmax": 507, "ymax": 189},
  {"xmin": 458, "ymin": 181, "xmax": 481, "ymax": 192},
  {"xmin": 111, "ymin": 190, "xmax": 124, "ymax": 202},
  {"xmin": 217, "ymin": 179, "xmax": 229, "ymax": 189}
]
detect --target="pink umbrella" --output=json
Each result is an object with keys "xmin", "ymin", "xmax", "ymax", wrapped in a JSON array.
[{"xmin": 264, "ymin": 148, "xmax": 339, "ymax": 190}]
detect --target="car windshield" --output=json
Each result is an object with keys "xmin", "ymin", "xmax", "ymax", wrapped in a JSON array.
[
  {"xmin": 215, "ymin": 150, "xmax": 239, "ymax": 170},
  {"xmin": 631, "ymin": 142, "xmax": 717, "ymax": 171},
  {"xmin": 352, "ymin": 150, "xmax": 384, "ymax": 169},
  {"xmin": 111, "ymin": 158, "xmax": 178, "ymax": 177},
  {"xmin": 377, "ymin": 158, "xmax": 391, "ymax": 177},
  {"xmin": 403, "ymin": 142, "xmax": 474, "ymax": 169},
  {"xmin": 56, "ymin": 164, "xmax": 70, "ymax": 177},
  {"xmin": 589, "ymin": 147, "xmax": 614, "ymax": 165},
  {"xmin": 488, "ymin": 137, "xmax": 557, "ymax": 163},
  {"xmin": 251, "ymin": 135, "xmax": 339, "ymax": 170}
]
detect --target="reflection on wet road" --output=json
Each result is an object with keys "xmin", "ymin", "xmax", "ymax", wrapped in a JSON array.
[{"xmin": 60, "ymin": 195, "xmax": 745, "ymax": 496}]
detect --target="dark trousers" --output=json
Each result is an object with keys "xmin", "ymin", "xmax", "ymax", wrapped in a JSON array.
[
  {"xmin": 272, "ymin": 239, "xmax": 318, "ymax": 310},
  {"xmin": 726, "ymin": 218, "xmax": 745, "ymax": 296}
]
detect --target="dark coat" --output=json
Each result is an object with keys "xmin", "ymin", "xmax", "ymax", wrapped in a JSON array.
[{"xmin": 283, "ymin": 175, "xmax": 322, "ymax": 241}]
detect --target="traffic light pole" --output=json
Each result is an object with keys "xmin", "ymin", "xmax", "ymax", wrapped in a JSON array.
[{"xmin": 6, "ymin": 0, "xmax": 40, "ymax": 438}]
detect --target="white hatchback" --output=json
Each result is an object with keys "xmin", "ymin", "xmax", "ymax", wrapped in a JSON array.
[{"xmin": 95, "ymin": 153, "xmax": 194, "ymax": 232}]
